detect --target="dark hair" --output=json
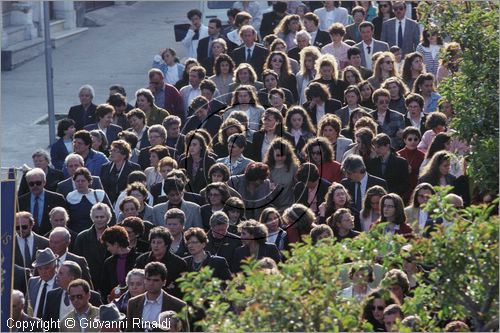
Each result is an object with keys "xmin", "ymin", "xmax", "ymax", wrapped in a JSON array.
[
  {"xmin": 184, "ymin": 227, "xmax": 208, "ymax": 244},
  {"xmin": 263, "ymin": 137, "xmax": 299, "ymax": 172},
  {"xmin": 223, "ymin": 196, "xmax": 246, "ymax": 216},
  {"xmin": 303, "ymin": 12, "xmax": 319, "ymax": 26},
  {"xmin": 420, "ymin": 151, "xmax": 452, "ymax": 185},
  {"xmin": 425, "ymin": 112, "xmax": 447, "ymax": 130},
  {"xmin": 68, "ymin": 279, "xmax": 90, "ymax": 294},
  {"xmin": 359, "ymin": 21, "xmax": 375, "ymax": 31},
  {"xmin": 412, "ymin": 73, "xmax": 436, "ymax": 94},
  {"xmin": 187, "ymin": 9, "xmax": 202, "ymax": 20},
  {"xmin": 402, "ymin": 52, "xmax": 424, "ymax": 83},
  {"xmin": 238, "ymin": 219, "xmax": 268, "ymax": 245},
  {"xmin": 404, "ymin": 93, "xmax": 424, "ymax": 109},
  {"xmin": 208, "ymin": 163, "xmax": 231, "ymax": 182},
  {"xmin": 227, "ymin": 8, "xmax": 241, "ymax": 19},
  {"xmin": 120, "ymin": 216, "xmax": 145, "ymax": 237},
  {"xmin": 348, "ymin": 261, "xmax": 375, "ymax": 283},
  {"xmin": 361, "ymin": 185, "xmax": 387, "ymax": 219},
  {"xmin": 109, "ymin": 84, "xmax": 127, "ymax": 96},
  {"xmin": 380, "ymin": 193, "xmax": 406, "ymax": 225},
  {"xmin": 227, "ymin": 133, "xmax": 247, "ymax": 149},
  {"xmin": 164, "ymin": 177, "xmax": 186, "ymax": 195},
  {"xmin": 205, "ymin": 182, "xmax": 231, "ymax": 204},
  {"xmin": 107, "ymin": 93, "xmax": 126, "ymax": 109},
  {"xmin": 149, "ymin": 226, "xmax": 173, "ymax": 250},
  {"xmin": 117, "ymin": 130, "xmax": 138, "ymax": 150},
  {"xmin": 127, "ymin": 171, "xmax": 147, "ymax": 185},
  {"xmin": 303, "ymin": 137, "xmax": 334, "ymax": 163},
  {"xmin": 361, "ymin": 289, "xmax": 400, "ymax": 327},
  {"xmin": 72, "ymin": 167, "xmax": 92, "ymax": 182},
  {"xmin": 199, "ymin": 79, "xmax": 217, "ymax": 94},
  {"xmin": 110, "ymin": 140, "xmax": 131, "ymax": 160},
  {"xmin": 101, "ymin": 225, "xmax": 130, "ymax": 248},
  {"xmin": 296, "ymin": 162, "xmax": 319, "ymax": 182},
  {"xmin": 165, "ymin": 208, "xmax": 186, "ymax": 226},
  {"xmin": 149, "ymin": 145, "xmax": 171, "ymax": 161},
  {"xmin": 190, "ymin": 96, "xmax": 210, "ymax": 114},
  {"xmin": 62, "ymin": 261, "xmax": 82, "ymax": 279},
  {"xmin": 347, "ymin": 47, "xmax": 361, "ymax": 59},
  {"xmin": 284, "ymin": 106, "xmax": 316, "ymax": 134},
  {"xmin": 96, "ymin": 103, "xmax": 115, "ymax": 119},
  {"xmin": 402, "ymin": 126, "xmax": 421, "ymax": 140},
  {"xmin": 73, "ymin": 130, "xmax": 92, "ymax": 147},
  {"xmin": 343, "ymin": 67, "xmax": 363, "ymax": 86},
  {"xmin": 347, "ymin": 108, "xmax": 370, "ymax": 133},
  {"xmin": 324, "ymin": 183, "xmax": 352, "ymax": 218},
  {"xmin": 209, "ymin": 18, "xmax": 222, "ymax": 29},
  {"xmin": 57, "ymin": 118, "xmax": 76, "ymax": 138},
  {"xmin": 317, "ymin": 114, "xmax": 342, "ymax": 137},
  {"xmin": 310, "ymin": 224, "xmax": 333, "ymax": 245},
  {"xmin": 144, "ymin": 261, "xmax": 168, "ymax": 281},
  {"xmin": 218, "ymin": 118, "xmax": 245, "ymax": 145},
  {"xmin": 126, "ymin": 108, "xmax": 146, "ymax": 123},
  {"xmin": 119, "ymin": 196, "xmax": 140, "ymax": 212},
  {"xmin": 244, "ymin": 162, "xmax": 269, "ymax": 182},
  {"xmin": 409, "ymin": 183, "xmax": 436, "ymax": 208},
  {"xmin": 426, "ymin": 132, "xmax": 451, "ymax": 159},
  {"xmin": 421, "ymin": 26, "xmax": 443, "ymax": 47},
  {"xmin": 372, "ymin": 133, "xmax": 391, "ymax": 147},
  {"xmin": 305, "ymin": 82, "xmax": 330, "ymax": 102}
]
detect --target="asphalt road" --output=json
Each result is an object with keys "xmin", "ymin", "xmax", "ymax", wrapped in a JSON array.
[{"xmin": 1, "ymin": 1, "xmax": 198, "ymax": 169}]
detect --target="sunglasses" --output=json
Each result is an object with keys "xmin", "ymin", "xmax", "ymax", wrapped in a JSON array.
[
  {"xmin": 16, "ymin": 225, "xmax": 29, "ymax": 231},
  {"xmin": 28, "ymin": 181, "xmax": 43, "ymax": 187},
  {"xmin": 69, "ymin": 294, "xmax": 85, "ymax": 301},
  {"xmin": 372, "ymin": 305, "xmax": 385, "ymax": 311},
  {"xmin": 405, "ymin": 137, "xmax": 419, "ymax": 142}
]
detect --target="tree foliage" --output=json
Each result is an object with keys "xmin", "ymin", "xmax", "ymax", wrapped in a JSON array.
[
  {"xmin": 418, "ymin": 1, "xmax": 499, "ymax": 195},
  {"xmin": 178, "ymin": 190, "xmax": 499, "ymax": 332}
]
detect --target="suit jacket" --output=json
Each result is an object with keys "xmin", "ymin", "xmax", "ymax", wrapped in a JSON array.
[
  {"xmin": 182, "ymin": 113, "xmax": 223, "ymax": 138},
  {"xmin": 293, "ymin": 178, "xmax": 331, "ymax": 213},
  {"xmin": 67, "ymin": 103, "xmax": 97, "ymax": 131},
  {"xmin": 206, "ymin": 232, "xmax": 241, "ymax": 269},
  {"xmin": 126, "ymin": 291, "xmax": 188, "ymax": 332},
  {"xmin": 370, "ymin": 109, "xmax": 405, "ymax": 149},
  {"xmin": 380, "ymin": 17, "xmax": 420, "ymax": 56},
  {"xmin": 231, "ymin": 243, "xmax": 281, "ymax": 273},
  {"xmin": 341, "ymin": 174, "xmax": 388, "ymax": 208},
  {"xmin": 184, "ymin": 252, "xmax": 232, "ymax": 280},
  {"xmin": 178, "ymin": 155, "xmax": 216, "ymax": 193},
  {"xmin": 18, "ymin": 167, "xmax": 65, "ymax": 196},
  {"xmin": 312, "ymin": 29, "xmax": 332, "ymax": 49},
  {"xmin": 60, "ymin": 305, "xmax": 100, "ymax": 332},
  {"xmin": 18, "ymin": 190, "xmax": 67, "ymax": 236},
  {"xmin": 65, "ymin": 252, "xmax": 94, "ymax": 289},
  {"xmin": 43, "ymin": 287, "xmax": 102, "ymax": 329},
  {"xmin": 56, "ymin": 175, "xmax": 103, "ymax": 198},
  {"xmin": 99, "ymin": 160, "xmax": 141, "ymax": 204},
  {"xmin": 50, "ymin": 138, "xmax": 70, "ymax": 171},
  {"xmin": 14, "ymin": 264, "xmax": 31, "ymax": 294},
  {"xmin": 260, "ymin": 11, "xmax": 285, "ymax": 39},
  {"xmin": 249, "ymin": 129, "xmax": 294, "ymax": 162},
  {"xmin": 366, "ymin": 153, "xmax": 410, "ymax": 197},
  {"xmin": 197, "ymin": 34, "xmax": 233, "ymax": 61},
  {"xmin": 232, "ymin": 43, "xmax": 270, "ymax": 78},
  {"xmin": 344, "ymin": 23, "xmax": 362, "ymax": 43},
  {"xmin": 27, "ymin": 276, "xmax": 59, "ymax": 315},
  {"xmin": 15, "ymin": 233, "xmax": 49, "ymax": 268},
  {"xmin": 355, "ymin": 39, "xmax": 390, "ymax": 68},
  {"xmin": 83, "ymin": 123, "xmax": 123, "ymax": 147},
  {"xmin": 152, "ymin": 200, "xmax": 203, "ymax": 229},
  {"xmin": 302, "ymin": 98, "xmax": 342, "ymax": 125}
]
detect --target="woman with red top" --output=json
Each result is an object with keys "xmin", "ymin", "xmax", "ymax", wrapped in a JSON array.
[
  {"xmin": 371, "ymin": 193, "xmax": 414, "ymax": 240},
  {"xmin": 282, "ymin": 203, "xmax": 317, "ymax": 244},
  {"xmin": 397, "ymin": 127, "xmax": 425, "ymax": 198},
  {"xmin": 302, "ymin": 137, "xmax": 343, "ymax": 183}
]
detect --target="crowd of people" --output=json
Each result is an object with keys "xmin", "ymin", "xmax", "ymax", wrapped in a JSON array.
[{"xmin": 12, "ymin": 1, "xmax": 480, "ymax": 331}]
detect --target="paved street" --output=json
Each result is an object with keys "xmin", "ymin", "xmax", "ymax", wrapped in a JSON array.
[{"xmin": 1, "ymin": 1, "xmax": 197, "ymax": 169}]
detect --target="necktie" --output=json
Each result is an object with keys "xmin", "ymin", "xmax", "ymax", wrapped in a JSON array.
[
  {"xmin": 33, "ymin": 196, "xmax": 40, "ymax": 226},
  {"xmin": 367, "ymin": 46, "xmax": 371, "ymax": 54},
  {"xmin": 193, "ymin": 29, "xmax": 200, "ymax": 40},
  {"xmin": 64, "ymin": 291, "xmax": 70, "ymax": 306},
  {"xmin": 246, "ymin": 48, "xmax": 252, "ymax": 62},
  {"xmin": 398, "ymin": 21, "xmax": 403, "ymax": 48},
  {"xmin": 37, "ymin": 282, "xmax": 48, "ymax": 318},
  {"xmin": 24, "ymin": 238, "xmax": 32, "ymax": 265},
  {"xmin": 381, "ymin": 160, "xmax": 387, "ymax": 176},
  {"xmin": 208, "ymin": 37, "xmax": 213, "ymax": 58},
  {"xmin": 355, "ymin": 182, "xmax": 362, "ymax": 211}
]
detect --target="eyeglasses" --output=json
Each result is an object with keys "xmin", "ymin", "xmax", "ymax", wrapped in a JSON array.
[
  {"xmin": 406, "ymin": 137, "xmax": 419, "ymax": 142},
  {"xmin": 16, "ymin": 225, "xmax": 29, "ymax": 231},
  {"xmin": 393, "ymin": 6, "xmax": 405, "ymax": 11},
  {"xmin": 28, "ymin": 181, "xmax": 43, "ymax": 187},
  {"xmin": 69, "ymin": 294, "xmax": 85, "ymax": 301},
  {"xmin": 372, "ymin": 305, "xmax": 385, "ymax": 311}
]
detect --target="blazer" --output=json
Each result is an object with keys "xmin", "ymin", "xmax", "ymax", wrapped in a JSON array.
[
  {"xmin": 101, "ymin": 250, "xmax": 139, "ymax": 301},
  {"xmin": 134, "ymin": 252, "xmax": 187, "ymax": 299},
  {"xmin": 178, "ymin": 155, "xmax": 216, "ymax": 193},
  {"xmin": 56, "ymin": 175, "xmax": 103, "ymax": 198},
  {"xmin": 355, "ymin": 39, "xmax": 390, "ymax": 68},
  {"xmin": 232, "ymin": 43, "xmax": 270, "ymax": 78},
  {"xmin": 126, "ymin": 291, "xmax": 188, "ymax": 332},
  {"xmin": 67, "ymin": 103, "xmax": 97, "ymax": 131},
  {"xmin": 206, "ymin": 232, "xmax": 242, "ymax": 269},
  {"xmin": 341, "ymin": 174, "xmax": 388, "ymax": 206},
  {"xmin": 335, "ymin": 106, "xmax": 374, "ymax": 128},
  {"xmin": 260, "ymin": 11, "xmax": 285, "ymax": 39},
  {"xmin": 344, "ymin": 23, "xmax": 362, "ymax": 43},
  {"xmin": 302, "ymin": 98, "xmax": 342, "ymax": 125},
  {"xmin": 312, "ymin": 29, "xmax": 332, "ymax": 49},
  {"xmin": 15, "ymin": 233, "xmax": 49, "ymax": 268},
  {"xmin": 231, "ymin": 242, "xmax": 281, "ymax": 273},
  {"xmin": 18, "ymin": 190, "xmax": 67, "ymax": 236},
  {"xmin": 50, "ymin": 138, "xmax": 70, "ymax": 171},
  {"xmin": 65, "ymin": 252, "xmax": 94, "ymax": 289},
  {"xmin": 380, "ymin": 17, "xmax": 421, "ymax": 56},
  {"xmin": 43, "ymin": 287, "xmax": 102, "ymax": 329},
  {"xmin": 184, "ymin": 252, "xmax": 232, "ymax": 280},
  {"xmin": 99, "ymin": 160, "xmax": 142, "ymax": 204},
  {"xmin": 60, "ymin": 305, "xmax": 99, "ymax": 332},
  {"xmin": 152, "ymin": 199, "xmax": 203, "ymax": 229},
  {"xmin": 83, "ymin": 123, "xmax": 123, "ymax": 147},
  {"xmin": 249, "ymin": 129, "xmax": 294, "ymax": 162},
  {"xmin": 293, "ymin": 178, "xmax": 332, "ymax": 213},
  {"xmin": 366, "ymin": 153, "xmax": 410, "ymax": 197},
  {"xmin": 197, "ymin": 34, "xmax": 233, "ymax": 61},
  {"xmin": 18, "ymin": 167, "xmax": 65, "ymax": 196},
  {"xmin": 27, "ymin": 276, "xmax": 59, "ymax": 315},
  {"xmin": 370, "ymin": 109, "xmax": 405, "ymax": 149},
  {"xmin": 14, "ymin": 264, "xmax": 31, "ymax": 294}
]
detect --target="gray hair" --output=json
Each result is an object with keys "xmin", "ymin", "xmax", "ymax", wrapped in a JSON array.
[
  {"xmin": 61, "ymin": 260, "xmax": 82, "ymax": 279},
  {"xmin": 341, "ymin": 155, "xmax": 366, "ymax": 174},
  {"xmin": 26, "ymin": 167, "xmax": 46, "ymax": 182},
  {"xmin": 126, "ymin": 268, "xmax": 145, "ymax": 286},
  {"xmin": 32, "ymin": 149, "xmax": 51, "ymax": 164},
  {"xmin": 90, "ymin": 202, "xmax": 112, "ymax": 221},
  {"xmin": 64, "ymin": 153, "xmax": 85, "ymax": 167},
  {"xmin": 49, "ymin": 226, "xmax": 71, "ymax": 243},
  {"xmin": 49, "ymin": 207, "xmax": 69, "ymax": 221},
  {"xmin": 148, "ymin": 124, "xmax": 167, "ymax": 140},
  {"xmin": 295, "ymin": 30, "xmax": 311, "ymax": 44},
  {"xmin": 12, "ymin": 290, "xmax": 25, "ymax": 305},
  {"xmin": 210, "ymin": 211, "xmax": 229, "ymax": 226},
  {"xmin": 79, "ymin": 84, "xmax": 95, "ymax": 99}
]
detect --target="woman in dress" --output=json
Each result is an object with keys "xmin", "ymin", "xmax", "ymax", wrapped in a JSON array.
[{"xmin": 209, "ymin": 54, "xmax": 235, "ymax": 105}]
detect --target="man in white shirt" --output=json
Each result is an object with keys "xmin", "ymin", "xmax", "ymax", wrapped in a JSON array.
[
  {"xmin": 179, "ymin": 66, "xmax": 206, "ymax": 118},
  {"xmin": 15, "ymin": 211, "xmax": 49, "ymax": 268},
  {"xmin": 313, "ymin": 0, "xmax": 349, "ymax": 30},
  {"xmin": 355, "ymin": 21, "xmax": 389, "ymax": 69},
  {"xmin": 380, "ymin": 0, "xmax": 420, "ymax": 56},
  {"xmin": 27, "ymin": 248, "xmax": 58, "ymax": 318},
  {"xmin": 182, "ymin": 9, "xmax": 209, "ymax": 59}
]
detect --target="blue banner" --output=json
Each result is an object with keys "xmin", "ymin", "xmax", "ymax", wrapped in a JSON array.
[{"xmin": 1, "ymin": 179, "xmax": 16, "ymax": 332}]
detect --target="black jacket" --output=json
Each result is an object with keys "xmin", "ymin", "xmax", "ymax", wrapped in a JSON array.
[
  {"xmin": 101, "ymin": 250, "xmax": 139, "ymax": 301},
  {"xmin": 206, "ymin": 232, "xmax": 242, "ymax": 269},
  {"xmin": 99, "ymin": 160, "xmax": 141, "ymax": 204},
  {"xmin": 302, "ymin": 98, "xmax": 343, "ymax": 126},
  {"xmin": 312, "ymin": 29, "xmax": 332, "ymax": 49},
  {"xmin": 184, "ymin": 252, "xmax": 232, "ymax": 280},
  {"xmin": 366, "ymin": 153, "xmax": 410, "ymax": 198},
  {"xmin": 293, "ymin": 178, "xmax": 332, "ymax": 213},
  {"xmin": 231, "ymin": 243, "xmax": 282, "ymax": 273},
  {"xmin": 249, "ymin": 129, "xmax": 295, "ymax": 162},
  {"xmin": 178, "ymin": 155, "xmax": 216, "ymax": 193},
  {"xmin": 18, "ymin": 190, "xmax": 67, "ymax": 236},
  {"xmin": 232, "ymin": 43, "xmax": 270, "ymax": 78}
]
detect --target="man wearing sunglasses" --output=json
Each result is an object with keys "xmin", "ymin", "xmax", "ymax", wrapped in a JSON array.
[
  {"xmin": 18, "ymin": 168, "xmax": 67, "ymax": 236},
  {"xmin": 380, "ymin": 0, "xmax": 420, "ymax": 56},
  {"xmin": 14, "ymin": 211, "xmax": 49, "ymax": 268},
  {"xmin": 60, "ymin": 279, "xmax": 99, "ymax": 332}
]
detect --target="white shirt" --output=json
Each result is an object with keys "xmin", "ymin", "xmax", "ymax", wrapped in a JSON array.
[
  {"xmin": 396, "ymin": 18, "xmax": 407, "ymax": 46},
  {"xmin": 16, "ymin": 233, "xmax": 34, "ymax": 264},
  {"xmin": 418, "ymin": 209, "xmax": 428, "ymax": 233},
  {"xmin": 187, "ymin": 86, "xmax": 201, "ymax": 110},
  {"xmin": 165, "ymin": 64, "xmax": 180, "ymax": 85},
  {"xmin": 358, "ymin": 172, "xmax": 369, "ymax": 202},
  {"xmin": 142, "ymin": 292, "xmax": 163, "ymax": 325},
  {"xmin": 362, "ymin": 40, "xmax": 374, "ymax": 69},
  {"xmin": 34, "ymin": 276, "xmax": 56, "ymax": 316},
  {"xmin": 316, "ymin": 103, "xmax": 326, "ymax": 123},
  {"xmin": 59, "ymin": 290, "xmax": 74, "ymax": 320}
]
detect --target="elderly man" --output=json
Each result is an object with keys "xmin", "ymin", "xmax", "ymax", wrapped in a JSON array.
[
  {"xmin": 56, "ymin": 153, "xmax": 103, "ymax": 197},
  {"xmin": 380, "ymin": 0, "xmax": 420, "ymax": 56},
  {"xmin": 10, "ymin": 290, "xmax": 43, "ymax": 331},
  {"xmin": 18, "ymin": 149, "xmax": 65, "ymax": 196},
  {"xmin": 205, "ymin": 211, "xmax": 241, "ymax": 269},
  {"xmin": 27, "ymin": 248, "xmax": 59, "ymax": 319},
  {"xmin": 14, "ymin": 212, "xmax": 49, "ymax": 268},
  {"xmin": 48, "ymin": 227, "xmax": 93, "ymax": 287},
  {"xmin": 60, "ymin": 279, "xmax": 100, "ymax": 332},
  {"xmin": 18, "ymin": 168, "xmax": 66, "ymax": 236},
  {"xmin": 43, "ymin": 261, "xmax": 101, "ymax": 328},
  {"xmin": 147, "ymin": 69, "xmax": 184, "ymax": 123},
  {"xmin": 232, "ymin": 24, "xmax": 270, "ymax": 78},
  {"xmin": 66, "ymin": 130, "xmax": 109, "ymax": 177},
  {"xmin": 43, "ymin": 207, "xmax": 77, "ymax": 250}
]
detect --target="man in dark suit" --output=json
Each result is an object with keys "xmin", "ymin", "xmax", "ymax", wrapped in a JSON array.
[
  {"xmin": 380, "ymin": 0, "xmax": 420, "ymax": 56},
  {"xmin": 293, "ymin": 163, "xmax": 332, "ymax": 216},
  {"xmin": 67, "ymin": 85, "xmax": 97, "ymax": 131},
  {"xmin": 100, "ymin": 151, "xmax": 141, "ymax": 204},
  {"xmin": 303, "ymin": 12, "xmax": 331, "ymax": 49},
  {"xmin": 355, "ymin": 21, "xmax": 390, "ymax": 69},
  {"xmin": 232, "ymin": 25, "xmax": 269, "ymax": 79},
  {"xmin": 15, "ymin": 212, "xmax": 49, "ymax": 268},
  {"xmin": 48, "ymin": 227, "xmax": 93, "ymax": 288},
  {"xmin": 182, "ymin": 95, "xmax": 223, "ymax": 138},
  {"xmin": 341, "ymin": 155, "xmax": 388, "ymax": 212},
  {"xmin": 197, "ymin": 18, "xmax": 232, "ymax": 60},
  {"xmin": 56, "ymin": 153, "xmax": 103, "ymax": 197},
  {"xmin": 127, "ymin": 262, "xmax": 188, "ymax": 332},
  {"xmin": 18, "ymin": 168, "xmax": 67, "ymax": 237},
  {"xmin": 42, "ymin": 261, "xmax": 101, "ymax": 329},
  {"xmin": 14, "ymin": 264, "xmax": 32, "ymax": 294},
  {"xmin": 366, "ymin": 133, "xmax": 410, "ymax": 198},
  {"xmin": 27, "ymin": 248, "xmax": 59, "ymax": 319},
  {"xmin": 18, "ymin": 150, "xmax": 65, "ymax": 196},
  {"xmin": 260, "ymin": 1, "xmax": 287, "ymax": 39}
]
